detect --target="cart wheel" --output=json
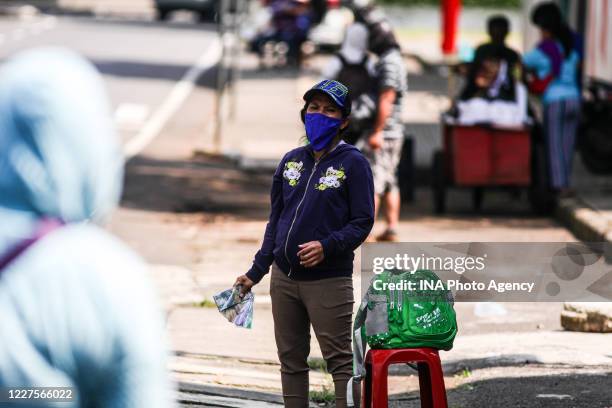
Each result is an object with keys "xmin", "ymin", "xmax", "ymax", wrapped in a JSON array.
[
  {"xmin": 529, "ymin": 139, "xmax": 555, "ymax": 215},
  {"xmin": 432, "ymin": 150, "xmax": 447, "ymax": 214},
  {"xmin": 472, "ymin": 187, "xmax": 483, "ymax": 212}
]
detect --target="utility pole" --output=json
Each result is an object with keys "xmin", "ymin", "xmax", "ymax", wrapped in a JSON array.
[
  {"xmin": 213, "ymin": 0, "xmax": 228, "ymax": 153},
  {"xmin": 213, "ymin": 0, "xmax": 247, "ymax": 152}
]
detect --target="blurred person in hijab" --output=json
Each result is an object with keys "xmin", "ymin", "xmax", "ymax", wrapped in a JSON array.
[{"xmin": 0, "ymin": 48, "xmax": 173, "ymax": 407}]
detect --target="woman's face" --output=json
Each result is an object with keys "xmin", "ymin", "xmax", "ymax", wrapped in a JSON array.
[
  {"xmin": 306, "ymin": 93, "xmax": 349, "ymax": 129},
  {"xmin": 539, "ymin": 28, "xmax": 552, "ymax": 40},
  {"xmin": 306, "ymin": 93, "xmax": 343, "ymax": 119}
]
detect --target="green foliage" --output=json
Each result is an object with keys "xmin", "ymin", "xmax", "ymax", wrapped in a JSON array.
[
  {"xmin": 309, "ymin": 385, "xmax": 335, "ymax": 404},
  {"xmin": 459, "ymin": 367, "xmax": 472, "ymax": 378},
  {"xmin": 307, "ymin": 357, "xmax": 328, "ymax": 372},
  {"xmin": 378, "ymin": 0, "xmax": 520, "ymax": 8},
  {"xmin": 194, "ymin": 298, "xmax": 217, "ymax": 308},
  {"xmin": 307, "ymin": 360, "xmax": 334, "ymax": 405}
]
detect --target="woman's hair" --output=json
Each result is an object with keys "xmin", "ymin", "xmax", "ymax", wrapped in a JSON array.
[
  {"xmin": 531, "ymin": 2, "xmax": 574, "ymax": 58},
  {"xmin": 299, "ymin": 94, "xmax": 352, "ymax": 124},
  {"xmin": 487, "ymin": 15, "xmax": 510, "ymax": 43}
]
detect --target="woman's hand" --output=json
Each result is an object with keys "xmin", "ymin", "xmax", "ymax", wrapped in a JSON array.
[
  {"xmin": 234, "ymin": 275, "xmax": 255, "ymax": 298},
  {"xmin": 297, "ymin": 241, "xmax": 325, "ymax": 268}
]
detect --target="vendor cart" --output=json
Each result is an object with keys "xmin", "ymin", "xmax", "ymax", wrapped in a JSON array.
[{"xmin": 431, "ymin": 121, "xmax": 552, "ymax": 214}]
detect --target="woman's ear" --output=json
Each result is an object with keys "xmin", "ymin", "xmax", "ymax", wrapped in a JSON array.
[{"xmin": 340, "ymin": 118, "xmax": 349, "ymax": 130}]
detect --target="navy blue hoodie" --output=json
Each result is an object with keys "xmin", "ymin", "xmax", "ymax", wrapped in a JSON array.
[{"xmin": 246, "ymin": 142, "xmax": 374, "ymax": 282}]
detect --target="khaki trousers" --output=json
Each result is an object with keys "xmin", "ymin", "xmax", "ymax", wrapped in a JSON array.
[{"xmin": 270, "ymin": 263, "xmax": 354, "ymax": 408}]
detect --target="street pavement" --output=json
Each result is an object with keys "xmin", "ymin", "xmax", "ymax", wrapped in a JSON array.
[
  {"xmin": 0, "ymin": 7, "xmax": 220, "ymax": 152},
  {"xmin": 2, "ymin": 5, "xmax": 611, "ymax": 407},
  {"xmin": 114, "ymin": 47, "xmax": 612, "ymax": 406}
]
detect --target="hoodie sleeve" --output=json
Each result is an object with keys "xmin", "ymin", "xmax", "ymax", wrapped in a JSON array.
[
  {"xmin": 319, "ymin": 154, "xmax": 374, "ymax": 257},
  {"xmin": 246, "ymin": 155, "xmax": 286, "ymax": 284}
]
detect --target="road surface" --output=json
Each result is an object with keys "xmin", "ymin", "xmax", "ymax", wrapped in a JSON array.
[
  {"xmin": 3, "ymin": 9, "xmax": 608, "ymax": 408},
  {"xmin": 0, "ymin": 10, "xmax": 220, "ymax": 155}
]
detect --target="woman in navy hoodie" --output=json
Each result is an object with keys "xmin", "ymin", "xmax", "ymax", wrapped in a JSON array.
[{"xmin": 235, "ymin": 79, "xmax": 374, "ymax": 407}]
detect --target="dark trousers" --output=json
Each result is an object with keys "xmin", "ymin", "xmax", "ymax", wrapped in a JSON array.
[
  {"xmin": 544, "ymin": 98, "xmax": 580, "ymax": 189},
  {"xmin": 270, "ymin": 263, "xmax": 354, "ymax": 408}
]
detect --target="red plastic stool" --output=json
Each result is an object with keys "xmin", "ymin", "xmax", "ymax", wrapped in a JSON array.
[{"xmin": 362, "ymin": 348, "xmax": 448, "ymax": 408}]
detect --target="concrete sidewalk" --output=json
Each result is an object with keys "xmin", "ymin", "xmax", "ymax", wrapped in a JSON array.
[
  {"xmin": 558, "ymin": 194, "xmax": 612, "ymax": 243},
  {"xmin": 104, "ymin": 27, "xmax": 612, "ymax": 406},
  {"xmin": 166, "ymin": 300, "xmax": 612, "ymax": 405},
  {"xmin": 557, "ymin": 162, "xmax": 612, "ymax": 243},
  {"xmin": 154, "ymin": 51, "xmax": 612, "ymax": 406}
]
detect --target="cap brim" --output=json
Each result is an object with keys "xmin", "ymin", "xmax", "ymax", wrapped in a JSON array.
[{"xmin": 303, "ymin": 88, "xmax": 345, "ymax": 109}]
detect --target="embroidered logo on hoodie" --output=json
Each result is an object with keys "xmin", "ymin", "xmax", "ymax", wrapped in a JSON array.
[
  {"xmin": 315, "ymin": 166, "xmax": 346, "ymax": 190},
  {"xmin": 283, "ymin": 160, "xmax": 303, "ymax": 187}
]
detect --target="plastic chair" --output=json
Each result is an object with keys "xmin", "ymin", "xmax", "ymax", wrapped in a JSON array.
[{"xmin": 362, "ymin": 348, "xmax": 448, "ymax": 408}]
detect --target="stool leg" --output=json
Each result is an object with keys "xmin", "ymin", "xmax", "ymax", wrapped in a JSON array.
[
  {"xmin": 427, "ymin": 356, "xmax": 448, "ymax": 408},
  {"xmin": 371, "ymin": 358, "xmax": 389, "ymax": 408},
  {"xmin": 418, "ymin": 362, "xmax": 433, "ymax": 408},
  {"xmin": 363, "ymin": 361, "xmax": 373, "ymax": 408}
]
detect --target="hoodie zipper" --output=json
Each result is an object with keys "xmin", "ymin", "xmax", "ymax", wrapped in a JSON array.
[
  {"xmin": 283, "ymin": 142, "xmax": 339, "ymax": 278},
  {"xmin": 284, "ymin": 160, "xmax": 319, "ymax": 278}
]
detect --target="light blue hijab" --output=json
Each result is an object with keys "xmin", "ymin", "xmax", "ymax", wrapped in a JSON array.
[
  {"xmin": 0, "ymin": 49, "xmax": 172, "ymax": 407},
  {"xmin": 0, "ymin": 47, "xmax": 122, "ymax": 255}
]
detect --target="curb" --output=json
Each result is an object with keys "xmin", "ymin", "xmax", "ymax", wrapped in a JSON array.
[
  {"xmin": 173, "ymin": 353, "xmax": 321, "ymax": 407},
  {"xmin": 178, "ymin": 382, "xmax": 321, "ymax": 407},
  {"xmin": 555, "ymin": 197, "xmax": 612, "ymax": 243},
  {"xmin": 193, "ymin": 149, "xmax": 278, "ymax": 173},
  {"xmin": 178, "ymin": 382, "xmax": 283, "ymax": 406}
]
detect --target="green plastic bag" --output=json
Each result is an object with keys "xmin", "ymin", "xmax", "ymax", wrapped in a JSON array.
[{"xmin": 347, "ymin": 269, "xmax": 458, "ymax": 407}]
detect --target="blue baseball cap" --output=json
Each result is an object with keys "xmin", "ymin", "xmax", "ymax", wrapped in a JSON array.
[{"xmin": 303, "ymin": 79, "xmax": 351, "ymax": 116}]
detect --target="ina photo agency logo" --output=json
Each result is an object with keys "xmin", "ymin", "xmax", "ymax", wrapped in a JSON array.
[{"xmin": 364, "ymin": 243, "xmax": 612, "ymax": 302}]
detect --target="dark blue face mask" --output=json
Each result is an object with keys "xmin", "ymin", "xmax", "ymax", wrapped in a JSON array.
[{"xmin": 305, "ymin": 113, "xmax": 343, "ymax": 152}]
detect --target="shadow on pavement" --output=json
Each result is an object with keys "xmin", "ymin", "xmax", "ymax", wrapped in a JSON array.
[
  {"xmin": 91, "ymin": 59, "xmax": 217, "ymax": 87},
  {"xmin": 400, "ymin": 188, "xmax": 557, "ymax": 226},
  {"xmin": 407, "ymin": 70, "xmax": 450, "ymax": 98},
  {"xmin": 239, "ymin": 65, "xmax": 303, "ymax": 81},
  {"xmin": 389, "ymin": 355, "xmax": 542, "ymax": 377},
  {"xmin": 390, "ymin": 370, "xmax": 612, "ymax": 408},
  {"xmin": 121, "ymin": 153, "xmax": 556, "ymax": 227},
  {"xmin": 45, "ymin": 12, "xmax": 219, "ymax": 32},
  {"xmin": 121, "ymin": 154, "xmax": 273, "ymax": 219}
]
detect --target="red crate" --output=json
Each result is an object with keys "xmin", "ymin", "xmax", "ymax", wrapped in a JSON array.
[{"xmin": 445, "ymin": 125, "xmax": 531, "ymax": 186}]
